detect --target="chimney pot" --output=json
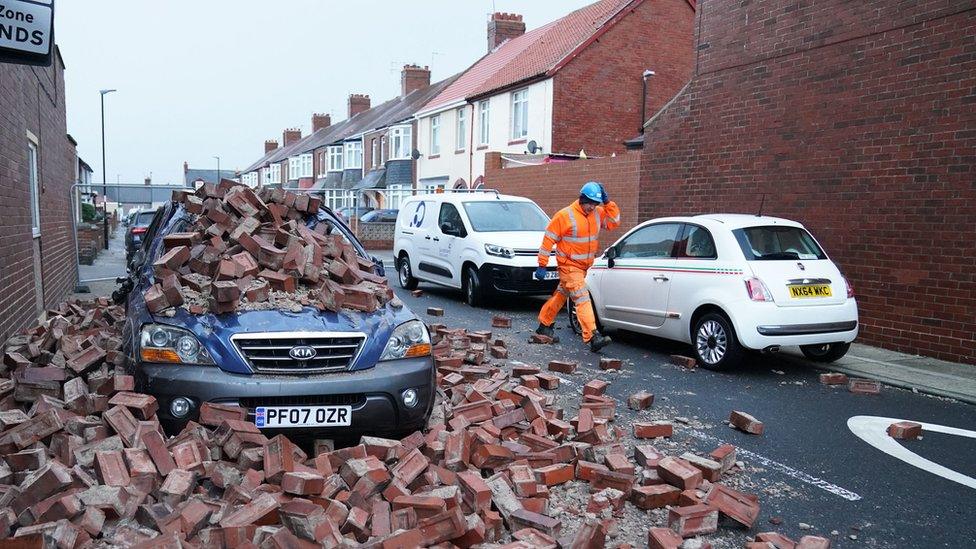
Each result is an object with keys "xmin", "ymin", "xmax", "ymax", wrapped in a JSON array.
[
  {"xmin": 348, "ymin": 94, "xmax": 371, "ymax": 118},
  {"xmin": 264, "ymin": 140, "xmax": 279, "ymax": 154},
  {"xmin": 401, "ymin": 64, "xmax": 432, "ymax": 97},
  {"xmin": 488, "ymin": 12, "xmax": 526, "ymax": 51}
]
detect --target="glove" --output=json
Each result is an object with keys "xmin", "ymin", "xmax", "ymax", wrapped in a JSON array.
[
  {"xmin": 599, "ymin": 184, "xmax": 609, "ymax": 204},
  {"xmin": 534, "ymin": 267, "xmax": 548, "ymax": 281}
]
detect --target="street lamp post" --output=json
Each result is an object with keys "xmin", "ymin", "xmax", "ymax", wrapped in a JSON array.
[
  {"xmin": 213, "ymin": 156, "xmax": 221, "ymax": 185},
  {"xmin": 99, "ymin": 88, "xmax": 117, "ymax": 249}
]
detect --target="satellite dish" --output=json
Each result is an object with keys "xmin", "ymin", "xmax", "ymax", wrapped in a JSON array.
[
  {"xmin": 411, "ymin": 148, "xmax": 421, "ymax": 160},
  {"xmin": 526, "ymin": 140, "xmax": 541, "ymax": 154}
]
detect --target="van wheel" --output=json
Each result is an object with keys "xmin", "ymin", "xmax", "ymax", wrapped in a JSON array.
[
  {"xmin": 693, "ymin": 313, "xmax": 743, "ymax": 370},
  {"xmin": 397, "ymin": 255, "xmax": 418, "ymax": 290},
  {"xmin": 463, "ymin": 266, "xmax": 485, "ymax": 307},
  {"xmin": 800, "ymin": 342, "xmax": 851, "ymax": 363}
]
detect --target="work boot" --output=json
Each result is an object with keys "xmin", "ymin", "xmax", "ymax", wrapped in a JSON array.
[
  {"xmin": 536, "ymin": 323, "xmax": 559, "ymax": 343},
  {"xmin": 588, "ymin": 333, "xmax": 612, "ymax": 353}
]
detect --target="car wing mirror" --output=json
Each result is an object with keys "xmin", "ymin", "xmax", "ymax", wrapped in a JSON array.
[{"xmin": 605, "ymin": 246, "xmax": 618, "ymax": 268}]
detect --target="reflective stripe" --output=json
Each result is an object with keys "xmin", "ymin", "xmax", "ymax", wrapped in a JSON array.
[
  {"xmin": 609, "ymin": 214, "xmax": 620, "ymax": 224},
  {"xmin": 567, "ymin": 209, "xmax": 579, "ymax": 239},
  {"xmin": 557, "ymin": 286, "xmax": 570, "ymax": 296},
  {"xmin": 538, "ymin": 248, "xmax": 552, "ymax": 257},
  {"xmin": 545, "ymin": 230, "xmax": 560, "ymax": 241},
  {"xmin": 563, "ymin": 235, "xmax": 598, "ymax": 243},
  {"xmin": 573, "ymin": 295, "xmax": 591, "ymax": 305},
  {"xmin": 570, "ymin": 288, "xmax": 588, "ymax": 298},
  {"xmin": 570, "ymin": 252, "xmax": 595, "ymax": 260}
]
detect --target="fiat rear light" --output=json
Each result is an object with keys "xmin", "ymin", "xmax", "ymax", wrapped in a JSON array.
[
  {"xmin": 745, "ymin": 277, "xmax": 773, "ymax": 302},
  {"xmin": 844, "ymin": 276, "xmax": 855, "ymax": 298}
]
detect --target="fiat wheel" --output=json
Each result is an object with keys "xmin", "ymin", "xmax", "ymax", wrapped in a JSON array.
[{"xmin": 693, "ymin": 312, "xmax": 743, "ymax": 370}]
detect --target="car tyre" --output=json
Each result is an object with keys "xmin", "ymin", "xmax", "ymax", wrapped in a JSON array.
[
  {"xmin": 397, "ymin": 255, "xmax": 419, "ymax": 290},
  {"xmin": 800, "ymin": 342, "xmax": 851, "ymax": 363},
  {"xmin": 693, "ymin": 312, "xmax": 743, "ymax": 370},
  {"xmin": 464, "ymin": 266, "xmax": 485, "ymax": 307}
]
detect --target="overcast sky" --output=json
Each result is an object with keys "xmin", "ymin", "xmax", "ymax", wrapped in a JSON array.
[{"xmin": 56, "ymin": 0, "xmax": 595, "ymax": 186}]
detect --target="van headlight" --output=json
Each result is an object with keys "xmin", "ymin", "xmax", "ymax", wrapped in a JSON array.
[
  {"xmin": 380, "ymin": 320, "xmax": 431, "ymax": 361},
  {"xmin": 485, "ymin": 243, "xmax": 515, "ymax": 258},
  {"xmin": 140, "ymin": 324, "xmax": 214, "ymax": 365}
]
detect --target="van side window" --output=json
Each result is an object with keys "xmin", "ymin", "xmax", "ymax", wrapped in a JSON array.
[{"xmin": 438, "ymin": 203, "xmax": 466, "ymax": 237}]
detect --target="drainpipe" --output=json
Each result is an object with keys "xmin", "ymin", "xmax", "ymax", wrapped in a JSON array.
[{"xmin": 640, "ymin": 70, "xmax": 655, "ymax": 135}]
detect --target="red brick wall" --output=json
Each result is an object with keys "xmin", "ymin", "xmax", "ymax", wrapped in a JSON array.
[
  {"xmin": 483, "ymin": 151, "xmax": 641, "ymax": 232},
  {"xmin": 639, "ymin": 0, "xmax": 976, "ymax": 364},
  {"xmin": 0, "ymin": 49, "xmax": 78, "ymax": 343},
  {"xmin": 550, "ymin": 0, "xmax": 696, "ymax": 156}
]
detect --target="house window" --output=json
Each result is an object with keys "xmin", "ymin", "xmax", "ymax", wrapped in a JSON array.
[
  {"xmin": 344, "ymin": 141, "xmax": 362, "ymax": 169},
  {"xmin": 479, "ymin": 100, "xmax": 490, "ymax": 145},
  {"xmin": 387, "ymin": 184, "xmax": 411, "ymax": 209},
  {"xmin": 430, "ymin": 115, "xmax": 440, "ymax": 155},
  {"xmin": 288, "ymin": 157, "xmax": 300, "ymax": 180},
  {"xmin": 381, "ymin": 136, "xmax": 388, "ymax": 163},
  {"xmin": 391, "ymin": 126, "xmax": 412, "ymax": 160},
  {"xmin": 262, "ymin": 166, "xmax": 271, "ymax": 184},
  {"xmin": 328, "ymin": 146, "xmax": 343, "ymax": 172},
  {"xmin": 270, "ymin": 163, "xmax": 281, "ymax": 185},
  {"xmin": 511, "ymin": 88, "xmax": 529, "ymax": 139},
  {"xmin": 456, "ymin": 107, "xmax": 467, "ymax": 151},
  {"xmin": 300, "ymin": 153, "xmax": 313, "ymax": 178},
  {"xmin": 371, "ymin": 138, "xmax": 379, "ymax": 168},
  {"xmin": 322, "ymin": 189, "xmax": 352, "ymax": 210},
  {"xmin": 317, "ymin": 151, "xmax": 327, "ymax": 176}
]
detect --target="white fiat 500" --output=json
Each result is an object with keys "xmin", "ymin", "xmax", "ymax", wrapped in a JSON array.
[{"xmin": 583, "ymin": 214, "xmax": 858, "ymax": 369}]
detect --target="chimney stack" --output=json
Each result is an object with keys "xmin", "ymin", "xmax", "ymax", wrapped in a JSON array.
[
  {"xmin": 312, "ymin": 113, "xmax": 332, "ymax": 133},
  {"xmin": 348, "ymin": 94, "xmax": 371, "ymax": 118},
  {"xmin": 401, "ymin": 64, "xmax": 431, "ymax": 97},
  {"xmin": 282, "ymin": 128, "xmax": 302, "ymax": 147},
  {"xmin": 264, "ymin": 139, "xmax": 279, "ymax": 154},
  {"xmin": 488, "ymin": 12, "xmax": 525, "ymax": 52},
  {"xmin": 144, "ymin": 176, "xmax": 151, "ymax": 186}
]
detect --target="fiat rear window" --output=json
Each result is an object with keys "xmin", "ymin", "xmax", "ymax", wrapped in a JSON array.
[{"xmin": 733, "ymin": 226, "xmax": 826, "ymax": 261}]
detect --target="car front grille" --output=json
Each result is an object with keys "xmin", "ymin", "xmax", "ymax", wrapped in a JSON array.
[
  {"xmin": 231, "ymin": 332, "xmax": 366, "ymax": 374},
  {"xmin": 236, "ymin": 394, "xmax": 366, "ymax": 409},
  {"xmin": 514, "ymin": 248, "xmax": 542, "ymax": 256}
]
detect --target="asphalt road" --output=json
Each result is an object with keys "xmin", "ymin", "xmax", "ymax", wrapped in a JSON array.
[{"xmin": 393, "ymin": 281, "xmax": 976, "ymax": 548}]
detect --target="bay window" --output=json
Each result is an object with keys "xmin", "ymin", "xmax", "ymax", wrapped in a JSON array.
[
  {"xmin": 390, "ymin": 126, "xmax": 412, "ymax": 160},
  {"xmin": 328, "ymin": 146, "xmax": 343, "ymax": 172},
  {"xmin": 344, "ymin": 141, "xmax": 362, "ymax": 169}
]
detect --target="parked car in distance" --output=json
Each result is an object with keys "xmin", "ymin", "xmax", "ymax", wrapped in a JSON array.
[
  {"xmin": 125, "ymin": 209, "xmax": 156, "ymax": 263},
  {"xmin": 120, "ymin": 200, "xmax": 435, "ymax": 437},
  {"xmin": 582, "ymin": 214, "xmax": 858, "ymax": 369},
  {"xmin": 393, "ymin": 191, "xmax": 559, "ymax": 306},
  {"xmin": 360, "ymin": 209, "xmax": 399, "ymax": 223},
  {"xmin": 337, "ymin": 206, "xmax": 374, "ymax": 222}
]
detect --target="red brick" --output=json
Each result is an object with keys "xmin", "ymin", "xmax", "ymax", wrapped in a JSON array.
[
  {"xmin": 657, "ymin": 457, "xmax": 702, "ymax": 490},
  {"xmin": 797, "ymin": 535, "xmax": 832, "ymax": 549},
  {"xmin": 730, "ymin": 411, "xmax": 765, "ymax": 435},
  {"xmin": 819, "ymin": 372, "xmax": 848, "ymax": 385},
  {"xmin": 491, "ymin": 315, "xmax": 512, "ymax": 328},
  {"xmin": 94, "ymin": 450, "xmax": 130, "ymax": 487},
  {"xmin": 703, "ymin": 483, "xmax": 760, "ymax": 527},
  {"xmin": 848, "ymin": 379, "xmax": 882, "ymax": 395},
  {"xmin": 583, "ymin": 380, "xmax": 608, "ymax": 396},
  {"xmin": 755, "ymin": 532, "xmax": 797, "ymax": 549},
  {"xmin": 887, "ymin": 421, "xmax": 923, "ymax": 440},
  {"xmin": 107, "ymin": 392, "xmax": 158, "ymax": 420},
  {"xmin": 709, "ymin": 443, "xmax": 737, "ymax": 473},
  {"xmin": 648, "ymin": 526, "xmax": 684, "ymax": 549},
  {"xmin": 547, "ymin": 360, "xmax": 577, "ymax": 374},
  {"xmin": 634, "ymin": 421, "xmax": 673, "ymax": 439},
  {"xmin": 598, "ymin": 357, "xmax": 622, "ymax": 370},
  {"xmin": 627, "ymin": 391, "xmax": 654, "ymax": 410},
  {"xmin": 668, "ymin": 503, "xmax": 719, "ymax": 537},
  {"xmin": 263, "ymin": 434, "xmax": 296, "ymax": 483},
  {"xmin": 631, "ymin": 484, "xmax": 681, "ymax": 510}
]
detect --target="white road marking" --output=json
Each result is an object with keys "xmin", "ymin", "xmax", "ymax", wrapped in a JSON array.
[
  {"xmin": 847, "ymin": 415, "xmax": 976, "ymax": 490},
  {"xmin": 688, "ymin": 429, "xmax": 862, "ymax": 501}
]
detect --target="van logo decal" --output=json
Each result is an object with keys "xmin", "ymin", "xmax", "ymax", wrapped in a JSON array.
[
  {"xmin": 289, "ymin": 346, "xmax": 317, "ymax": 360},
  {"xmin": 410, "ymin": 202, "xmax": 426, "ymax": 228}
]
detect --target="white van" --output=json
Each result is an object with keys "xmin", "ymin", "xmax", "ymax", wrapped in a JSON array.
[{"xmin": 393, "ymin": 191, "xmax": 559, "ymax": 306}]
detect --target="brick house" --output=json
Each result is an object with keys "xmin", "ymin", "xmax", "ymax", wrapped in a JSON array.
[
  {"xmin": 415, "ymin": 0, "xmax": 696, "ymax": 190},
  {"xmin": 0, "ymin": 46, "xmax": 79, "ymax": 343}
]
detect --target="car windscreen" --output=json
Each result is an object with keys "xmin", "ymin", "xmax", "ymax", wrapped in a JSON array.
[
  {"xmin": 135, "ymin": 212, "xmax": 155, "ymax": 227},
  {"xmin": 462, "ymin": 201, "xmax": 549, "ymax": 232},
  {"xmin": 732, "ymin": 225, "xmax": 826, "ymax": 261}
]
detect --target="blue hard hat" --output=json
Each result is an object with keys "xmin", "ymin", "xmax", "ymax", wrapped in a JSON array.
[{"xmin": 580, "ymin": 182, "xmax": 602, "ymax": 203}]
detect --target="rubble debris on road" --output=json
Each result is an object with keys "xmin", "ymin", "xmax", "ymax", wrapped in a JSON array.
[
  {"xmin": 1, "ymin": 297, "xmax": 844, "ymax": 547},
  {"xmin": 144, "ymin": 182, "xmax": 399, "ymax": 316},
  {"xmin": 847, "ymin": 379, "xmax": 881, "ymax": 395},
  {"xmin": 670, "ymin": 355, "xmax": 698, "ymax": 370},
  {"xmin": 887, "ymin": 421, "xmax": 922, "ymax": 440},
  {"xmin": 729, "ymin": 411, "xmax": 765, "ymax": 435},
  {"xmin": 818, "ymin": 372, "xmax": 848, "ymax": 386}
]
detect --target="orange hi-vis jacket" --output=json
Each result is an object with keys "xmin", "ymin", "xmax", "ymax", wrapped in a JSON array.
[{"xmin": 538, "ymin": 200, "xmax": 621, "ymax": 271}]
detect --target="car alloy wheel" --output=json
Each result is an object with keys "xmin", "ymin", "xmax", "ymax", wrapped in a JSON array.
[
  {"xmin": 696, "ymin": 319, "xmax": 728, "ymax": 365},
  {"xmin": 397, "ymin": 257, "xmax": 418, "ymax": 290}
]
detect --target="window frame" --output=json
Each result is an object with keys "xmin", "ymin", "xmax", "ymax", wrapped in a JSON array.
[
  {"xmin": 371, "ymin": 138, "xmax": 379, "ymax": 168},
  {"xmin": 438, "ymin": 202, "xmax": 467, "ymax": 237},
  {"xmin": 455, "ymin": 107, "xmax": 467, "ymax": 151},
  {"xmin": 270, "ymin": 163, "xmax": 281, "ymax": 185},
  {"xmin": 328, "ymin": 146, "xmax": 344, "ymax": 172},
  {"xmin": 511, "ymin": 88, "xmax": 529, "ymax": 140},
  {"xmin": 390, "ymin": 125, "xmax": 412, "ymax": 160},
  {"xmin": 299, "ymin": 153, "xmax": 313, "ymax": 178},
  {"xmin": 28, "ymin": 140, "xmax": 40, "ymax": 236},
  {"xmin": 478, "ymin": 100, "xmax": 490, "ymax": 145},
  {"xmin": 344, "ymin": 141, "xmax": 363, "ymax": 170},
  {"xmin": 674, "ymin": 223, "xmax": 718, "ymax": 260},
  {"xmin": 317, "ymin": 150, "xmax": 327, "ymax": 177},
  {"xmin": 429, "ymin": 115, "xmax": 441, "ymax": 155}
]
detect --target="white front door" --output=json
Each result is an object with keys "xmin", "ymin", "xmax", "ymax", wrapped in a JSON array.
[{"xmin": 598, "ymin": 223, "xmax": 683, "ymax": 331}]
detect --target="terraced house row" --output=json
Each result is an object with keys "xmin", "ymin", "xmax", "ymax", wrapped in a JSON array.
[{"xmin": 238, "ymin": 0, "xmax": 697, "ymax": 211}]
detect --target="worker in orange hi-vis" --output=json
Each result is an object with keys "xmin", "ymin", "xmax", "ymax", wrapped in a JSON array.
[{"xmin": 534, "ymin": 182, "xmax": 620, "ymax": 352}]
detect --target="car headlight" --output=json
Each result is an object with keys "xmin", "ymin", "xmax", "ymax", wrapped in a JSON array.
[
  {"xmin": 485, "ymin": 243, "xmax": 514, "ymax": 258},
  {"xmin": 140, "ymin": 324, "xmax": 215, "ymax": 365},
  {"xmin": 379, "ymin": 320, "xmax": 431, "ymax": 361}
]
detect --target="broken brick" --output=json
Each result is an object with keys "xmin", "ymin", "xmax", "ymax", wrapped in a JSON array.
[{"xmin": 729, "ymin": 410, "xmax": 764, "ymax": 435}]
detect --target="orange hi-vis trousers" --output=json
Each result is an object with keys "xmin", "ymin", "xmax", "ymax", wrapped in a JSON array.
[{"xmin": 538, "ymin": 267, "xmax": 596, "ymax": 343}]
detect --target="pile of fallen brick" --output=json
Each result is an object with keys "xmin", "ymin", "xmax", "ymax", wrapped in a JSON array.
[
  {"xmin": 1, "ymin": 298, "xmax": 846, "ymax": 548},
  {"xmin": 143, "ymin": 180, "xmax": 397, "ymax": 316}
]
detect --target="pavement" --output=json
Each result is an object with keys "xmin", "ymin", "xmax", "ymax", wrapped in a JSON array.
[
  {"xmin": 73, "ymin": 226, "xmax": 128, "ymax": 300},
  {"xmin": 393, "ymin": 281, "xmax": 976, "ymax": 548}
]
